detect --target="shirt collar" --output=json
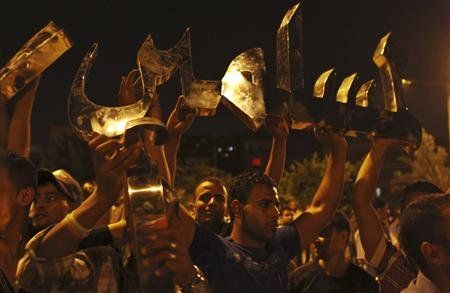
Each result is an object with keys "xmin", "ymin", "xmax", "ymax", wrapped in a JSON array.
[{"xmin": 402, "ymin": 271, "xmax": 442, "ymax": 293}]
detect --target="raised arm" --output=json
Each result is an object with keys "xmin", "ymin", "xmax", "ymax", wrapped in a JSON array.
[
  {"xmin": 6, "ymin": 77, "xmax": 40, "ymax": 156},
  {"xmin": 165, "ymin": 96, "xmax": 195, "ymax": 186},
  {"xmin": 351, "ymin": 138, "xmax": 401, "ymax": 260},
  {"xmin": 264, "ymin": 115, "xmax": 289, "ymax": 186},
  {"xmin": 293, "ymin": 128, "xmax": 348, "ymax": 250},
  {"xmin": 35, "ymin": 135, "xmax": 141, "ymax": 258},
  {"xmin": 0, "ymin": 96, "xmax": 8, "ymax": 149}
]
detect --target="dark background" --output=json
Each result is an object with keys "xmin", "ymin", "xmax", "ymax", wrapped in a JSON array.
[{"xmin": 1, "ymin": 0, "xmax": 449, "ymax": 152}]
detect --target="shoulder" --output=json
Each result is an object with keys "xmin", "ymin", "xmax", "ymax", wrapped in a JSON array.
[
  {"xmin": 190, "ymin": 224, "xmax": 229, "ymax": 260},
  {"xmin": 347, "ymin": 262, "xmax": 374, "ymax": 279},
  {"xmin": 290, "ymin": 263, "xmax": 323, "ymax": 279},
  {"xmin": 289, "ymin": 263, "xmax": 326, "ymax": 292}
]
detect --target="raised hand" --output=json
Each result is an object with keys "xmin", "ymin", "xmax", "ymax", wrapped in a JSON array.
[
  {"xmin": 265, "ymin": 114, "xmax": 289, "ymax": 140},
  {"xmin": 314, "ymin": 125, "xmax": 347, "ymax": 150},
  {"xmin": 88, "ymin": 134, "xmax": 142, "ymax": 203},
  {"xmin": 118, "ymin": 69, "xmax": 142, "ymax": 106},
  {"xmin": 167, "ymin": 96, "xmax": 195, "ymax": 138}
]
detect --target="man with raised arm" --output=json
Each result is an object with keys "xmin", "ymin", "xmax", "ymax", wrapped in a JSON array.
[
  {"xmin": 352, "ymin": 138, "xmax": 443, "ymax": 292},
  {"xmin": 17, "ymin": 135, "xmax": 207, "ymax": 292},
  {"xmin": 170, "ymin": 127, "xmax": 348, "ymax": 292},
  {"xmin": 165, "ymin": 96, "xmax": 290, "ymax": 236}
]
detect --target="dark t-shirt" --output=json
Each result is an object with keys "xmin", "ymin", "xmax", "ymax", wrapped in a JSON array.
[
  {"xmin": 289, "ymin": 262, "xmax": 378, "ymax": 293},
  {"xmin": 189, "ymin": 223, "xmax": 301, "ymax": 293},
  {"xmin": 0, "ymin": 269, "xmax": 14, "ymax": 293}
]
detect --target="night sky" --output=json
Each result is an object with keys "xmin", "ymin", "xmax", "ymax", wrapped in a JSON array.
[{"xmin": 1, "ymin": 0, "xmax": 449, "ymax": 148}]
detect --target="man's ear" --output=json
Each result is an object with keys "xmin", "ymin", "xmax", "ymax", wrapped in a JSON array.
[
  {"xmin": 231, "ymin": 200, "xmax": 242, "ymax": 219},
  {"xmin": 17, "ymin": 187, "xmax": 34, "ymax": 206},
  {"xmin": 421, "ymin": 242, "xmax": 446, "ymax": 266}
]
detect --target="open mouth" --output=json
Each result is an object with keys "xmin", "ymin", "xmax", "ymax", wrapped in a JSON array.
[
  {"xmin": 269, "ymin": 221, "xmax": 278, "ymax": 232},
  {"xmin": 33, "ymin": 213, "xmax": 48, "ymax": 221}
]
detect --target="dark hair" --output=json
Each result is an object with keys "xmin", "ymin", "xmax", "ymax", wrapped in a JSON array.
[
  {"xmin": 401, "ymin": 181, "xmax": 443, "ymax": 211},
  {"xmin": 329, "ymin": 211, "xmax": 351, "ymax": 233},
  {"xmin": 0, "ymin": 149, "xmax": 37, "ymax": 191},
  {"xmin": 399, "ymin": 193, "xmax": 450, "ymax": 273},
  {"xmin": 228, "ymin": 171, "xmax": 276, "ymax": 219},
  {"xmin": 193, "ymin": 177, "xmax": 227, "ymax": 201},
  {"xmin": 320, "ymin": 211, "xmax": 351, "ymax": 244},
  {"xmin": 372, "ymin": 197, "xmax": 387, "ymax": 210}
]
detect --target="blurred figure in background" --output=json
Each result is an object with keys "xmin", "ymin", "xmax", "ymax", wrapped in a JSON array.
[{"xmin": 289, "ymin": 211, "xmax": 378, "ymax": 292}]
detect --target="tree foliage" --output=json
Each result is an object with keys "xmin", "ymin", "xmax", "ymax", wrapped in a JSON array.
[
  {"xmin": 279, "ymin": 152, "xmax": 361, "ymax": 214},
  {"xmin": 174, "ymin": 163, "xmax": 233, "ymax": 204},
  {"xmin": 391, "ymin": 129, "xmax": 450, "ymax": 192}
]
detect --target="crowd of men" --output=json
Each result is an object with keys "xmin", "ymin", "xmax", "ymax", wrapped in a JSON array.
[{"xmin": 1, "ymin": 74, "xmax": 449, "ymax": 293}]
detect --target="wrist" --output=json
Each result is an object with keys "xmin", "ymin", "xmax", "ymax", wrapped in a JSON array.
[
  {"xmin": 177, "ymin": 265, "xmax": 196, "ymax": 287},
  {"xmin": 179, "ymin": 265, "xmax": 206, "ymax": 291},
  {"xmin": 273, "ymin": 137, "xmax": 287, "ymax": 144},
  {"xmin": 168, "ymin": 130, "xmax": 182, "ymax": 141},
  {"xmin": 331, "ymin": 141, "xmax": 348, "ymax": 155}
]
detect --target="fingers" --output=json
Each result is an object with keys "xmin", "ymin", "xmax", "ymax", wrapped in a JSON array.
[
  {"xmin": 139, "ymin": 226, "xmax": 177, "ymax": 240},
  {"xmin": 127, "ymin": 69, "xmax": 141, "ymax": 86},
  {"xmin": 140, "ymin": 239, "xmax": 177, "ymax": 255},
  {"xmin": 175, "ymin": 95, "xmax": 185, "ymax": 111},
  {"xmin": 107, "ymin": 143, "xmax": 142, "ymax": 173},
  {"xmin": 95, "ymin": 139, "xmax": 124, "ymax": 158},
  {"xmin": 142, "ymin": 249, "xmax": 176, "ymax": 269},
  {"xmin": 118, "ymin": 69, "xmax": 141, "ymax": 106},
  {"xmin": 88, "ymin": 134, "xmax": 109, "ymax": 151}
]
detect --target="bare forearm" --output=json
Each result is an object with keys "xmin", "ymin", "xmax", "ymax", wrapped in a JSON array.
[
  {"xmin": 7, "ymin": 86, "xmax": 36, "ymax": 156},
  {"xmin": 312, "ymin": 145, "xmax": 347, "ymax": 212},
  {"xmin": 352, "ymin": 145, "xmax": 389, "ymax": 259},
  {"xmin": 0, "ymin": 98, "xmax": 8, "ymax": 149},
  {"xmin": 37, "ymin": 192, "xmax": 114, "ymax": 258},
  {"xmin": 295, "ymin": 144, "xmax": 347, "ymax": 249},
  {"xmin": 264, "ymin": 138, "xmax": 286, "ymax": 186}
]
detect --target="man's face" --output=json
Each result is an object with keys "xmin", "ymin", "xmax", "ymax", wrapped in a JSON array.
[
  {"xmin": 287, "ymin": 200, "xmax": 299, "ymax": 211},
  {"xmin": 29, "ymin": 182, "xmax": 71, "ymax": 230},
  {"xmin": 436, "ymin": 206, "xmax": 450, "ymax": 277},
  {"xmin": 314, "ymin": 226, "xmax": 348, "ymax": 260},
  {"xmin": 376, "ymin": 205, "xmax": 389, "ymax": 223},
  {"xmin": 279, "ymin": 209, "xmax": 294, "ymax": 225},
  {"xmin": 0, "ymin": 168, "xmax": 19, "ymax": 232},
  {"xmin": 241, "ymin": 183, "xmax": 280, "ymax": 243},
  {"xmin": 194, "ymin": 181, "xmax": 227, "ymax": 230}
]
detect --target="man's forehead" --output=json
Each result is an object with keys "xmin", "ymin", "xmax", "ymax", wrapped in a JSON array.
[
  {"xmin": 248, "ymin": 183, "xmax": 279, "ymax": 202},
  {"xmin": 36, "ymin": 182, "xmax": 60, "ymax": 194},
  {"xmin": 195, "ymin": 181, "xmax": 227, "ymax": 196}
]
